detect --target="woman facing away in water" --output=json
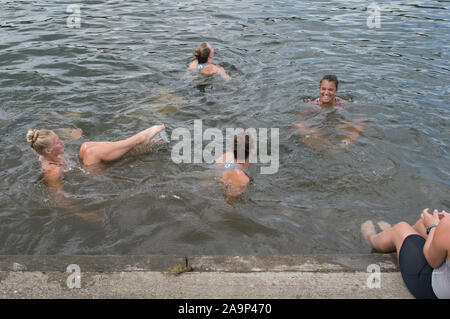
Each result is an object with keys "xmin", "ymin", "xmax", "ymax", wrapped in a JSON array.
[
  {"xmin": 26, "ymin": 125, "xmax": 165, "ymax": 220},
  {"xmin": 215, "ymin": 134, "xmax": 251, "ymax": 198},
  {"xmin": 188, "ymin": 42, "xmax": 231, "ymax": 81}
]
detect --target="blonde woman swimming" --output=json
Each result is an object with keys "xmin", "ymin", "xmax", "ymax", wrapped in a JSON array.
[
  {"xmin": 26, "ymin": 125, "xmax": 165, "ymax": 193},
  {"xmin": 26, "ymin": 125, "xmax": 165, "ymax": 221}
]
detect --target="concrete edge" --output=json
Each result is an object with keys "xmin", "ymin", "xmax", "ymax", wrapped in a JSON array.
[
  {"xmin": 0, "ymin": 254, "xmax": 399, "ymax": 273},
  {"xmin": 189, "ymin": 254, "xmax": 399, "ymax": 272}
]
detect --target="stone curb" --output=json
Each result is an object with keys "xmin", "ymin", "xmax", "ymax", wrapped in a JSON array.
[
  {"xmin": 0, "ymin": 254, "xmax": 398, "ymax": 273},
  {"xmin": 0, "ymin": 254, "xmax": 413, "ymax": 299}
]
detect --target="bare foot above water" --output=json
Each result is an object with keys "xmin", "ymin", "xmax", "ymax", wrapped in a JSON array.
[
  {"xmin": 377, "ymin": 221, "xmax": 392, "ymax": 232},
  {"xmin": 361, "ymin": 220, "xmax": 376, "ymax": 243}
]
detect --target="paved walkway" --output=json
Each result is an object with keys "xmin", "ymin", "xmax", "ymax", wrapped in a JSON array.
[{"xmin": 0, "ymin": 254, "xmax": 413, "ymax": 299}]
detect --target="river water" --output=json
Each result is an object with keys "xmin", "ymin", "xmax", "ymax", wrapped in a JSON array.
[{"xmin": 0, "ymin": 0, "xmax": 448, "ymax": 255}]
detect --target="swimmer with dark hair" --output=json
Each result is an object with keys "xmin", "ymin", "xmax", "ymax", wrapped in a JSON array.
[
  {"xmin": 310, "ymin": 74, "xmax": 348, "ymax": 107},
  {"xmin": 298, "ymin": 75, "xmax": 364, "ymax": 149},
  {"xmin": 215, "ymin": 134, "xmax": 251, "ymax": 197},
  {"xmin": 188, "ymin": 42, "xmax": 231, "ymax": 81}
]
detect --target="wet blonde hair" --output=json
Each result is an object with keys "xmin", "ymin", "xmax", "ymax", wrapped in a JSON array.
[
  {"xmin": 26, "ymin": 129, "xmax": 54, "ymax": 155},
  {"xmin": 193, "ymin": 42, "xmax": 211, "ymax": 64}
]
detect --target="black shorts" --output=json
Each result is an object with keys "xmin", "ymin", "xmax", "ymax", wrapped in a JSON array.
[{"xmin": 399, "ymin": 234, "xmax": 437, "ymax": 299}]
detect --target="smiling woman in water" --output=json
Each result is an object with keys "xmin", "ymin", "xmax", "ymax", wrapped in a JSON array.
[
  {"xmin": 297, "ymin": 75, "xmax": 364, "ymax": 150},
  {"xmin": 310, "ymin": 74, "xmax": 348, "ymax": 107}
]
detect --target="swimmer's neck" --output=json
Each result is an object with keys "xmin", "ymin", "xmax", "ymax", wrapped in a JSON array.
[
  {"xmin": 219, "ymin": 153, "xmax": 250, "ymax": 171},
  {"xmin": 196, "ymin": 57, "xmax": 213, "ymax": 65},
  {"xmin": 41, "ymin": 154, "xmax": 64, "ymax": 163},
  {"xmin": 235, "ymin": 158, "xmax": 250, "ymax": 171}
]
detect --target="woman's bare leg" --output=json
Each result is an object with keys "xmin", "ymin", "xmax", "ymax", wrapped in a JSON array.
[
  {"xmin": 361, "ymin": 220, "xmax": 422, "ymax": 255},
  {"xmin": 410, "ymin": 208, "xmax": 431, "ymax": 238},
  {"xmin": 412, "ymin": 218, "xmax": 427, "ymax": 239},
  {"xmin": 80, "ymin": 125, "xmax": 165, "ymax": 166}
]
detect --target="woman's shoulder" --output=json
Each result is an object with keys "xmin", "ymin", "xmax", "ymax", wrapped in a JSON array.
[
  {"xmin": 188, "ymin": 60, "xmax": 198, "ymax": 70},
  {"xmin": 202, "ymin": 63, "xmax": 219, "ymax": 74},
  {"xmin": 236, "ymin": 169, "xmax": 250, "ymax": 184},
  {"xmin": 220, "ymin": 167, "xmax": 250, "ymax": 185},
  {"xmin": 308, "ymin": 98, "xmax": 320, "ymax": 105},
  {"xmin": 336, "ymin": 97, "xmax": 349, "ymax": 105},
  {"xmin": 41, "ymin": 163, "xmax": 64, "ymax": 181}
]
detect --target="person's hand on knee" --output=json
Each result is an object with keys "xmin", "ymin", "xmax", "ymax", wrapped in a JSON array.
[{"xmin": 421, "ymin": 208, "xmax": 440, "ymax": 229}]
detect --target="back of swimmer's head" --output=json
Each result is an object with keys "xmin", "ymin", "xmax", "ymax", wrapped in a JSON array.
[
  {"xmin": 194, "ymin": 42, "xmax": 211, "ymax": 64},
  {"xmin": 320, "ymin": 74, "xmax": 339, "ymax": 89},
  {"xmin": 233, "ymin": 134, "xmax": 250, "ymax": 162},
  {"xmin": 26, "ymin": 129, "xmax": 54, "ymax": 155}
]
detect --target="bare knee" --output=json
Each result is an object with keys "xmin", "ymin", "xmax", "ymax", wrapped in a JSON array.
[
  {"xmin": 79, "ymin": 142, "xmax": 91, "ymax": 158},
  {"xmin": 80, "ymin": 142, "xmax": 89, "ymax": 150},
  {"xmin": 393, "ymin": 221, "xmax": 417, "ymax": 237},
  {"xmin": 394, "ymin": 221, "xmax": 412, "ymax": 231},
  {"xmin": 393, "ymin": 221, "xmax": 420, "ymax": 251},
  {"xmin": 79, "ymin": 144, "xmax": 100, "ymax": 166}
]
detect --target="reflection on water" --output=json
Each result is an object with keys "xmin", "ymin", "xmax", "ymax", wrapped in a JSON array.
[{"xmin": 0, "ymin": 0, "xmax": 448, "ymax": 255}]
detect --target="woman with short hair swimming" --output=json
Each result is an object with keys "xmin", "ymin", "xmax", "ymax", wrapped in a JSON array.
[
  {"xmin": 188, "ymin": 42, "xmax": 231, "ymax": 81},
  {"xmin": 215, "ymin": 134, "xmax": 251, "ymax": 198},
  {"xmin": 310, "ymin": 74, "xmax": 348, "ymax": 107}
]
